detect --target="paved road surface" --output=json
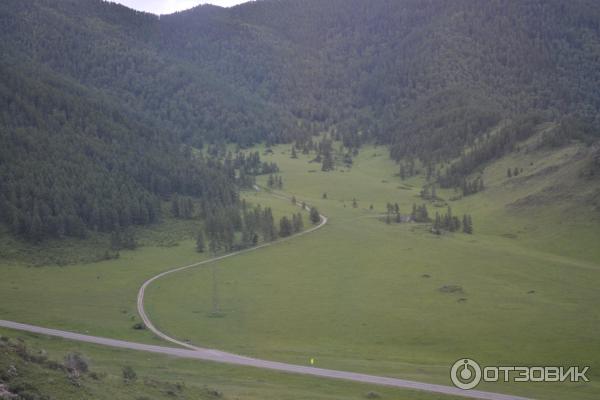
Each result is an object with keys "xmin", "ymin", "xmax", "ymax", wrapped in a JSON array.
[{"xmin": 0, "ymin": 320, "xmax": 529, "ymax": 400}]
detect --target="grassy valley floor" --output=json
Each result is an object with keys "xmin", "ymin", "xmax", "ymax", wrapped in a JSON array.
[
  {"xmin": 1, "ymin": 142, "xmax": 599, "ymax": 399},
  {"xmin": 145, "ymin": 143, "xmax": 600, "ymax": 399}
]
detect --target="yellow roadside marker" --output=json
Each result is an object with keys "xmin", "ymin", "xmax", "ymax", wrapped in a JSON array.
[{"xmin": 310, "ymin": 357, "xmax": 315, "ymax": 365}]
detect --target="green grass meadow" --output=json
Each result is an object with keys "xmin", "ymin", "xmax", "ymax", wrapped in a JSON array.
[
  {"xmin": 145, "ymin": 144, "xmax": 600, "ymax": 399},
  {"xmin": 1, "ymin": 142, "xmax": 599, "ymax": 399}
]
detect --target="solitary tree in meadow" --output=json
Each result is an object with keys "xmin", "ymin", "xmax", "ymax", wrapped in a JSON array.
[{"xmin": 310, "ymin": 207, "xmax": 321, "ymax": 224}]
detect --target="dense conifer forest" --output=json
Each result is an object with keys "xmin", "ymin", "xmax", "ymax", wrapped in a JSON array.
[{"xmin": 1, "ymin": 0, "xmax": 599, "ymax": 242}]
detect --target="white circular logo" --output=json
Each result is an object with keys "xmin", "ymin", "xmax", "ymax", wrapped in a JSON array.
[{"xmin": 450, "ymin": 358, "xmax": 482, "ymax": 390}]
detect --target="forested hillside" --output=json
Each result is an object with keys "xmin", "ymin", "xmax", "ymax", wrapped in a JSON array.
[
  {"xmin": 1, "ymin": 0, "xmax": 599, "ymax": 242},
  {"xmin": 0, "ymin": 60, "xmax": 240, "ymax": 242}
]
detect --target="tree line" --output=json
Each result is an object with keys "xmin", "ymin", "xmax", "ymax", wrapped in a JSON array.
[
  {"xmin": 379, "ymin": 202, "xmax": 474, "ymax": 234},
  {"xmin": 196, "ymin": 201, "xmax": 321, "ymax": 254}
]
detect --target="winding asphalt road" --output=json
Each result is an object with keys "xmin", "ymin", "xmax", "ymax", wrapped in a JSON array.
[{"xmin": 0, "ymin": 188, "xmax": 530, "ymax": 400}]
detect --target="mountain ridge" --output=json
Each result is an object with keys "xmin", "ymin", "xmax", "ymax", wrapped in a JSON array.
[{"xmin": 1, "ymin": 0, "xmax": 599, "ymax": 242}]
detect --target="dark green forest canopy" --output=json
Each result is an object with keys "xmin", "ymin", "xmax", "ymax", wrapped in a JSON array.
[{"xmin": 0, "ymin": 0, "xmax": 599, "ymax": 241}]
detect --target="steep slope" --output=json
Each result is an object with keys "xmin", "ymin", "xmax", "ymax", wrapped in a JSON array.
[
  {"xmin": 0, "ymin": 59, "xmax": 239, "ymax": 242},
  {"xmin": 1, "ymin": 0, "xmax": 599, "ymax": 243}
]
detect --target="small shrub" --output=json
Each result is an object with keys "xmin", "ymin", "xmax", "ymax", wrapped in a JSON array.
[
  {"xmin": 205, "ymin": 387, "xmax": 223, "ymax": 398},
  {"xmin": 366, "ymin": 392, "xmax": 381, "ymax": 399},
  {"xmin": 438, "ymin": 285, "xmax": 464, "ymax": 294},
  {"xmin": 89, "ymin": 371, "xmax": 104, "ymax": 380},
  {"xmin": 122, "ymin": 366, "xmax": 137, "ymax": 382},
  {"xmin": 132, "ymin": 322, "xmax": 145, "ymax": 330},
  {"xmin": 64, "ymin": 352, "xmax": 89, "ymax": 375}
]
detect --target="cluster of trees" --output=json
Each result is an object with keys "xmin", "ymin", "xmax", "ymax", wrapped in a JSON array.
[
  {"xmin": 291, "ymin": 135, "xmax": 353, "ymax": 172},
  {"xmin": 420, "ymin": 185, "xmax": 438, "ymax": 201},
  {"xmin": 267, "ymin": 174, "xmax": 284, "ymax": 189},
  {"xmin": 196, "ymin": 201, "xmax": 310, "ymax": 253},
  {"xmin": 384, "ymin": 203, "xmax": 402, "ymax": 224},
  {"xmin": 110, "ymin": 229, "xmax": 138, "ymax": 251},
  {"xmin": 507, "ymin": 168, "xmax": 524, "ymax": 178},
  {"xmin": 461, "ymin": 177, "xmax": 485, "ymax": 197},
  {"xmin": 309, "ymin": 137, "xmax": 335, "ymax": 171},
  {"xmin": 542, "ymin": 115, "xmax": 599, "ymax": 148},
  {"xmin": 399, "ymin": 159, "xmax": 419, "ymax": 180},
  {"xmin": 435, "ymin": 113, "xmax": 548, "ymax": 189},
  {"xmin": 379, "ymin": 202, "xmax": 474, "ymax": 234},
  {"xmin": 321, "ymin": 151, "xmax": 335, "ymax": 172},
  {"xmin": 231, "ymin": 151, "xmax": 279, "ymax": 176},
  {"xmin": 411, "ymin": 203, "xmax": 431, "ymax": 223},
  {"xmin": 170, "ymin": 194, "xmax": 195, "ymax": 219},
  {"xmin": 278, "ymin": 213, "xmax": 304, "ymax": 237},
  {"xmin": 433, "ymin": 208, "xmax": 473, "ymax": 234}
]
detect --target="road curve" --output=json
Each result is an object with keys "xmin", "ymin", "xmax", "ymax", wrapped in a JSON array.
[
  {"xmin": 136, "ymin": 187, "xmax": 328, "ymax": 350},
  {"xmin": 0, "ymin": 319, "xmax": 528, "ymax": 400},
  {"xmin": 134, "ymin": 187, "xmax": 529, "ymax": 400},
  {"xmin": 0, "ymin": 188, "xmax": 530, "ymax": 400}
]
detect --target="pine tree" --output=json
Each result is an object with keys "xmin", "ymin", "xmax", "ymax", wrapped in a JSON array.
[
  {"xmin": 291, "ymin": 146, "xmax": 298, "ymax": 159},
  {"xmin": 420, "ymin": 204, "xmax": 429, "ymax": 221},
  {"xmin": 170, "ymin": 193, "xmax": 180, "ymax": 217},
  {"xmin": 279, "ymin": 216, "xmax": 293, "ymax": 237},
  {"xmin": 110, "ymin": 230, "xmax": 122, "ymax": 250},
  {"xmin": 293, "ymin": 213, "xmax": 304, "ymax": 232},
  {"xmin": 463, "ymin": 214, "xmax": 473, "ymax": 234},
  {"xmin": 122, "ymin": 229, "xmax": 137, "ymax": 249},
  {"xmin": 321, "ymin": 151, "xmax": 334, "ymax": 171},
  {"xmin": 262, "ymin": 207, "xmax": 276, "ymax": 241},
  {"xmin": 208, "ymin": 239, "xmax": 219, "ymax": 255},
  {"xmin": 434, "ymin": 212, "xmax": 441, "ymax": 231},
  {"xmin": 451, "ymin": 216, "xmax": 461, "ymax": 232},
  {"xmin": 196, "ymin": 231, "xmax": 205, "ymax": 253},
  {"xmin": 310, "ymin": 207, "xmax": 321, "ymax": 224},
  {"xmin": 28, "ymin": 206, "xmax": 43, "ymax": 243}
]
